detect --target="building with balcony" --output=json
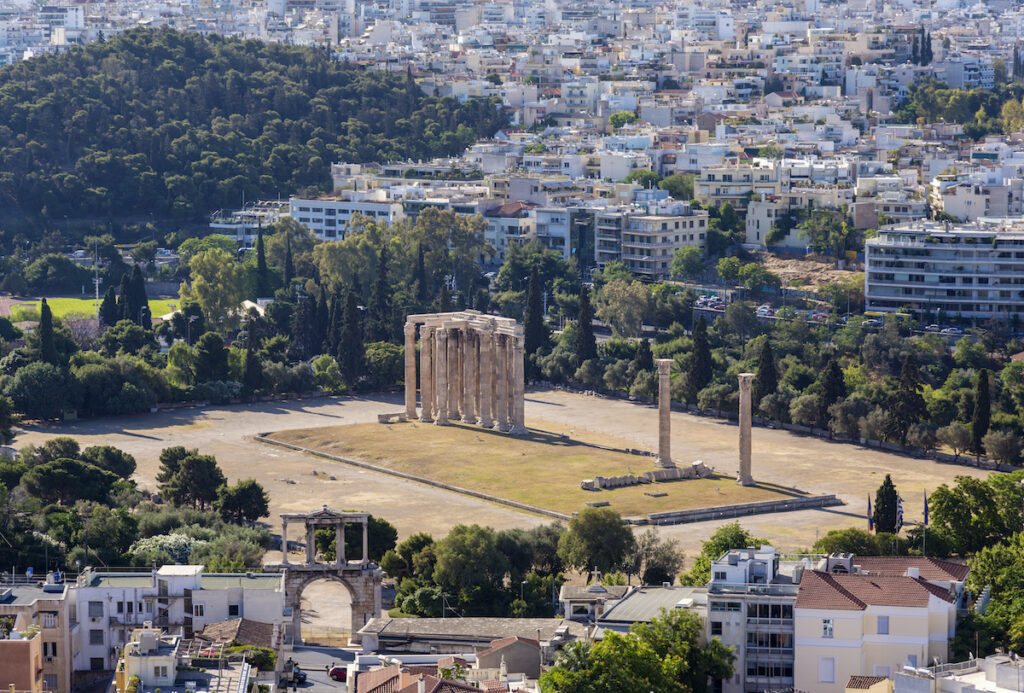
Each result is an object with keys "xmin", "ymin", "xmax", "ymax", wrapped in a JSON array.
[
  {"xmin": 0, "ymin": 577, "xmax": 73, "ymax": 693},
  {"xmin": 864, "ymin": 219, "xmax": 1024, "ymax": 321}
]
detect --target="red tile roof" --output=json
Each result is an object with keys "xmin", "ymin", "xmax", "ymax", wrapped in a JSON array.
[
  {"xmin": 796, "ymin": 571, "xmax": 954, "ymax": 610},
  {"xmin": 395, "ymin": 675, "xmax": 479, "ymax": 693},
  {"xmin": 847, "ymin": 675, "xmax": 889, "ymax": 689},
  {"xmin": 477, "ymin": 635, "xmax": 540, "ymax": 659},
  {"xmin": 854, "ymin": 556, "xmax": 970, "ymax": 582},
  {"xmin": 356, "ymin": 665, "xmax": 402, "ymax": 693}
]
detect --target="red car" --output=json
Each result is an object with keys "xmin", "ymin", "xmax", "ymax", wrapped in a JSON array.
[{"xmin": 329, "ymin": 666, "xmax": 347, "ymax": 682}]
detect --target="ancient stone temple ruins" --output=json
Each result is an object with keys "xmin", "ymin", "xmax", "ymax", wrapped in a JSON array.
[{"xmin": 402, "ymin": 311, "xmax": 526, "ymax": 434}]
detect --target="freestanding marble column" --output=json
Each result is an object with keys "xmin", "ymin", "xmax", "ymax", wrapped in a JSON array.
[
  {"xmin": 494, "ymin": 335, "xmax": 510, "ymax": 432},
  {"xmin": 656, "ymin": 359, "xmax": 675, "ymax": 468},
  {"xmin": 419, "ymin": 325, "xmax": 433, "ymax": 422},
  {"xmin": 435, "ymin": 329, "xmax": 449, "ymax": 425},
  {"xmin": 447, "ymin": 328, "xmax": 459, "ymax": 420},
  {"xmin": 463, "ymin": 330, "xmax": 477, "ymax": 423},
  {"xmin": 281, "ymin": 520, "xmax": 289, "ymax": 565},
  {"xmin": 509, "ymin": 335, "xmax": 527, "ymax": 435},
  {"xmin": 404, "ymin": 322, "xmax": 417, "ymax": 420},
  {"xmin": 478, "ymin": 330, "xmax": 494, "ymax": 428},
  {"xmin": 737, "ymin": 372, "xmax": 755, "ymax": 486}
]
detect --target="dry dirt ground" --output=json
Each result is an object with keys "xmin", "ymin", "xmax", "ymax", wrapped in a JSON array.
[
  {"xmin": 14, "ymin": 390, "xmax": 990, "ymax": 560},
  {"xmin": 760, "ymin": 253, "xmax": 860, "ymax": 292}
]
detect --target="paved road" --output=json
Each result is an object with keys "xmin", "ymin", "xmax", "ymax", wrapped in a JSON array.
[{"xmin": 285, "ymin": 646, "xmax": 353, "ymax": 693}]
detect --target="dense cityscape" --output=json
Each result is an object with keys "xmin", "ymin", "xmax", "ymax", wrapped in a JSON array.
[{"xmin": 1, "ymin": 0, "xmax": 1024, "ymax": 691}]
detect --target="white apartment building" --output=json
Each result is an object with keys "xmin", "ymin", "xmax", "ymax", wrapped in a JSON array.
[
  {"xmin": 71, "ymin": 566, "xmax": 284, "ymax": 673},
  {"xmin": 930, "ymin": 173, "xmax": 1024, "ymax": 222},
  {"xmin": 289, "ymin": 194, "xmax": 405, "ymax": 240},
  {"xmin": 864, "ymin": 219, "xmax": 1024, "ymax": 321}
]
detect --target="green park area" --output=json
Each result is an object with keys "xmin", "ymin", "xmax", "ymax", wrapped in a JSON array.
[
  {"xmin": 12, "ymin": 298, "xmax": 178, "ymax": 321},
  {"xmin": 267, "ymin": 420, "xmax": 797, "ymax": 517}
]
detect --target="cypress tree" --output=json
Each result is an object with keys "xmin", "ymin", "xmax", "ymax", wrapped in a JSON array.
[
  {"xmin": 129, "ymin": 264, "xmax": 147, "ymax": 327},
  {"xmin": 818, "ymin": 358, "xmax": 847, "ymax": 427},
  {"xmin": 368, "ymin": 244, "xmax": 392, "ymax": 342},
  {"xmin": 972, "ymin": 369, "xmax": 991, "ymax": 454},
  {"xmin": 316, "ymin": 284, "xmax": 330, "ymax": 351},
  {"xmin": 117, "ymin": 271, "xmax": 131, "ymax": 321},
  {"xmin": 476, "ymin": 288, "xmax": 490, "ymax": 314},
  {"xmin": 634, "ymin": 338, "xmax": 654, "ymax": 372},
  {"xmin": 872, "ymin": 474, "xmax": 899, "ymax": 534},
  {"xmin": 523, "ymin": 267, "xmax": 548, "ymax": 356},
  {"xmin": 256, "ymin": 223, "xmax": 269, "ymax": 297},
  {"xmin": 911, "ymin": 36, "xmax": 919, "ymax": 65},
  {"xmin": 284, "ymin": 232, "xmax": 295, "ymax": 286},
  {"xmin": 687, "ymin": 316, "xmax": 713, "ymax": 401},
  {"xmin": 753, "ymin": 340, "xmax": 778, "ymax": 410},
  {"xmin": 243, "ymin": 318, "xmax": 262, "ymax": 393},
  {"xmin": 437, "ymin": 284, "xmax": 451, "ymax": 313},
  {"xmin": 289, "ymin": 297, "xmax": 318, "ymax": 361},
  {"xmin": 327, "ymin": 294, "xmax": 342, "ymax": 354},
  {"xmin": 886, "ymin": 354, "xmax": 926, "ymax": 445},
  {"xmin": 37, "ymin": 298, "xmax": 58, "ymax": 365},
  {"xmin": 574, "ymin": 284, "xmax": 597, "ymax": 365},
  {"xmin": 414, "ymin": 242, "xmax": 428, "ymax": 304},
  {"xmin": 100, "ymin": 286, "xmax": 118, "ymax": 327},
  {"xmin": 338, "ymin": 289, "xmax": 364, "ymax": 387}
]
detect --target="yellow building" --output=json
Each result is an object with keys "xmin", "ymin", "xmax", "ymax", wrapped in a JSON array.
[{"xmin": 794, "ymin": 570, "xmax": 957, "ymax": 693}]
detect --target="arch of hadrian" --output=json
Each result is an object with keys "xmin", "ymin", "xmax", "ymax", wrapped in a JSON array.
[{"xmin": 402, "ymin": 310, "xmax": 526, "ymax": 434}]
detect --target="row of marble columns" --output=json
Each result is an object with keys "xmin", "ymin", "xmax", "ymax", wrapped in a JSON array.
[
  {"xmin": 280, "ymin": 518, "xmax": 369, "ymax": 567},
  {"xmin": 404, "ymin": 318, "xmax": 525, "ymax": 434}
]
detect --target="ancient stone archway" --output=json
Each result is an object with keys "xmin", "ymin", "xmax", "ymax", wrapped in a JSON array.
[{"xmin": 269, "ymin": 506, "xmax": 383, "ymax": 645}]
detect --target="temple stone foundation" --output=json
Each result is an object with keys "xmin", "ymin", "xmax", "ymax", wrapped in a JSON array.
[
  {"xmin": 403, "ymin": 311, "xmax": 526, "ymax": 434},
  {"xmin": 272, "ymin": 506, "xmax": 382, "ymax": 645}
]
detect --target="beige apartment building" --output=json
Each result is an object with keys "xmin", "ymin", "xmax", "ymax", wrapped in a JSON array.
[
  {"xmin": 0, "ymin": 580, "xmax": 73, "ymax": 693},
  {"xmin": 794, "ymin": 569, "xmax": 957, "ymax": 693}
]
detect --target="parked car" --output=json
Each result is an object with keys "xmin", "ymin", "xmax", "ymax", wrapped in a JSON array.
[
  {"xmin": 940, "ymin": 327, "xmax": 964, "ymax": 335},
  {"xmin": 329, "ymin": 666, "xmax": 348, "ymax": 682},
  {"xmin": 863, "ymin": 318, "xmax": 883, "ymax": 327},
  {"xmin": 925, "ymin": 324, "xmax": 941, "ymax": 332}
]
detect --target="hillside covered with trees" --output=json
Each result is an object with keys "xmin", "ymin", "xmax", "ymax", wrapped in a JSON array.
[{"xmin": 0, "ymin": 28, "xmax": 505, "ymax": 224}]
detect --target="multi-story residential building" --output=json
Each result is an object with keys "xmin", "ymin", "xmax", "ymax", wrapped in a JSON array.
[
  {"xmin": 695, "ymin": 165, "xmax": 781, "ymax": 213},
  {"xmin": 621, "ymin": 207, "xmax": 707, "ymax": 279},
  {"xmin": 0, "ymin": 619, "xmax": 44, "ymax": 692},
  {"xmin": 71, "ymin": 566, "xmax": 284, "ymax": 674},
  {"xmin": 864, "ymin": 219, "xmax": 1024, "ymax": 321},
  {"xmin": 707, "ymin": 546, "xmax": 802, "ymax": 693},
  {"xmin": 929, "ymin": 173, "xmax": 1024, "ymax": 222},
  {"xmin": 793, "ymin": 568, "xmax": 957, "ymax": 693},
  {"xmin": 0, "ymin": 577, "xmax": 73, "ymax": 693},
  {"xmin": 289, "ymin": 193, "xmax": 405, "ymax": 240}
]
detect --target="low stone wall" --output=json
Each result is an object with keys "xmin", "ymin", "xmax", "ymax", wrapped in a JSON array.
[{"xmin": 637, "ymin": 494, "xmax": 843, "ymax": 526}]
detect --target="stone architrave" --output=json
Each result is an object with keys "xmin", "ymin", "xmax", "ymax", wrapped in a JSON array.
[
  {"xmin": 403, "ymin": 322, "xmax": 417, "ymax": 420},
  {"xmin": 434, "ymin": 329, "xmax": 449, "ymax": 425},
  {"xmin": 656, "ymin": 359, "xmax": 675, "ymax": 468},
  {"xmin": 737, "ymin": 372, "xmax": 755, "ymax": 486},
  {"xmin": 419, "ymin": 325, "xmax": 433, "ymax": 422}
]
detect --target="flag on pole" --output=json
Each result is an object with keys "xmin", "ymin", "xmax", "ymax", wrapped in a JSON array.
[
  {"xmin": 896, "ymin": 495, "xmax": 904, "ymax": 533},
  {"xmin": 923, "ymin": 490, "xmax": 929, "ymax": 527},
  {"xmin": 868, "ymin": 495, "xmax": 874, "ymax": 532}
]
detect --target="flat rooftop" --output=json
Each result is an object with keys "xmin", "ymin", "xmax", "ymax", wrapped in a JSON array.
[
  {"xmin": 598, "ymin": 586, "xmax": 707, "ymax": 625},
  {"xmin": 0, "ymin": 583, "xmax": 68, "ymax": 605},
  {"xmin": 362, "ymin": 618, "xmax": 588, "ymax": 643}
]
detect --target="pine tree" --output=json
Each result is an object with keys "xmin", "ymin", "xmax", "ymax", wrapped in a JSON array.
[
  {"xmin": 414, "ymin": 242, "xmax": 428, "ymax": 304},
  {"xmin": 634, "ymin": 338, "xmax": 654, "ymax": 372},
  {"xmin": 37, "ymin": 298, "xmax": 58, "ymax": 365},
  {"xmin": 873, "ymin": 474, "xmax": 899, "ymax": 534},
  {"xmin": 338, "ymin": 289, "xmax": 364, "ymax": 387},
  {"xmin": 886, "ymin": 354, "xmax": 926, "ymax": 445},
  {"xmin": 574, "ymin": 284, "xmax": 597, "ymax": 365},
  {"xmin": 523, "ymin": 267, "xmax": 548, "ymax": 357},
  {"xmin": 972, "ymin": 369, "xmax": 991, "ymax": 454},
  {"xmin": 368, "ymin": 244, "xmax": 392, "ymax": 342},
  {"xmin": 753, "ymin": 340, "xmax": 778, "ymax": 411},
  {"xmin": 99, "ymin": 286, "xmax": 118, "ymax": 327},
  {"xmin": 255, "ymin": 223, "xmax": 270, "ymax": 297},
  {"xmin": 284, "ymin": 232, "xmax": 295, "ymax": 286},
  {"xmin": 817, "ymin": 358, "xmax": 847, "ymax": 428},
  {"xmin": 687, "ymin": 316, "xmax": 713, "ymax": 401}
]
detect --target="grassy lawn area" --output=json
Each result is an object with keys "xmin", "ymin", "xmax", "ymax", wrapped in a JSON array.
[
  {"xmin": 14, "ymin": 298, "xmax": 179, "ymax": 321},
  {"xmin": 267, "ymin": 420, "xmax": 800, "ymax": 517}
]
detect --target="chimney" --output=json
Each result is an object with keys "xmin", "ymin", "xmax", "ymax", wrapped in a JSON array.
[
  {"xmin": 417, "ymin": 676, "xmax": 426, "ymax": 693},
  {"xmin": 907, "ymin": 567, "xmax": 920, "ymax": 579}
]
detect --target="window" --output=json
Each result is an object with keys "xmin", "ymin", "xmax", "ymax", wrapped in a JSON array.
[
  {"xmin": 822, "ymin": 618, "xmax": 833, "ymax": 638},
  {"xmin": 117, "ymin": 601, "xmax": 124, "ymax": 614},
  {"xmin": 713, "ymin": 571, "xmax": 727, "ymax": 581},
  {"xmin": 907, "ymin": 655, "xmax": 918, "ymax": 668},
  {"xmin": 710, "ymin": 621, "xmax": 722, "ymax": 636},
  {"xmin": 90, "ymin": 658, "xmax": 104, "ymax": 671},
  {"xmin": 154, "ymin": 665, "xmax": 168, "ymax": 678},
  {"xmin": 818, "ymin": 656, "xmax": 836, "ymax": 683},
  {"xmin": 228, "ymin": 604, "xmax": 240, "ymax": 617},
  {"xmin": 43, "ymin": 641, "xmax": 57, "ymax": 657},
  {"xmin": 193, "ymin": 604, "xmax": 205, "ymax": 617},
  {"xmin": 89, "ymin": 629, "xmax": 104, "ymax": 646},
  {"xmin": 878, "ymin": 615, "xmax": 889, "ymax": 634},
  {"xmin": 42, "ymin": 612, "xmax": 57, "ymax": 628},
  {"xmin": 43, "ymin": 675, "xmax": 57, "ymax": 691},
  {"xmin": 87, "ymin": 601, "xmax": 103, "ymax": 618}
]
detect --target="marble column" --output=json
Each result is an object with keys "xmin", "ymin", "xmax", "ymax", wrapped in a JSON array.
[
  {"xmin": 404, "ymin": 322, "xmax": 417, "ymax": 420},
  {"xmin": 463, "ymin": 330, "xmax": 477, "ymax": 423},
  {"xmin": 419, "ymin": 325, "xmax": 433, "ymax": 422},
  {"xmin": 448, "ymin": 328, "xmax": 459, "ymax": 420},
  {"xmin": 478, "ymin": 330, "xmax": 494, "ymax": 428},
  {"xmin": 494, "ymin": 335, "xmax": 510, "ymax": 432},
  {"xmin": 335, "ymin": 523, "xmax": 345, "ymax": 567},
  {"xmin": 435, "ymin": 329, "xmax": 449, "ymax": 425},
  {"xmin": 737, "ymin": 373, "xmax": 755, "ymax": 486},
  {"xmin": 656, "ymin": 359, "xmax": 675, "ymax": 468},
  {"xmin": 361, "ymin": 520, "xmax": 369, "ymax": 565},
  {"xmin": 338, "ymin": 522, "xmax": 346, "ymax": 564},
  {"xmin": 306, "ymin": 525, "xmax": 315, "ymax": 564},
  {"xmin": 281, "ymin": 520, "xmax": 289, "ymax": 565},
  {"xmin": 509, "ymin": 335, "xmax": 527, "ymax": 435}
]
